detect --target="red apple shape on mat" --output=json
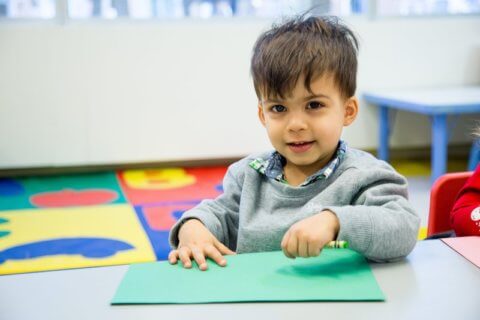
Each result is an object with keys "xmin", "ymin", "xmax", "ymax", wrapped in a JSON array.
[{"xmin": 30, "ymin": 189, "xmax": 118, "ymax": 208}]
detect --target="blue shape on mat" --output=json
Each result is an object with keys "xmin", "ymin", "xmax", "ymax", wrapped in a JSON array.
[
  {"xmin": 172, "ymin": 210, "xmax": 185, "ymax": 220},
  {"xmin": 134, "ymin": 204, "xmax": 199, "ymax": 261},
  {"xmin": 215, "ymin": 183, "xmax": 223, "ymax": 193},
  {"xmin": 134, "ymin": 206, "xmax": 168, "ymax": 261},
  {"xmin": 0, "ymin": 179, "xmax": 25, "ymax": 196},
  {"xmin": 149, "ymin": 231, "xmax": 171, "ymax": 261},
  {"xmin": 0, "ymin": 237, "xmax": 134, "ymax": 264},
  {"xmin": 0, "ymin": 218, "xmax": 8, "ymax": 224}
]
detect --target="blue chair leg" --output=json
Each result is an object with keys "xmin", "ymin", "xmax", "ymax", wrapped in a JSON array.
[
  {"xmin": 431, "ymin": 115, "xmax": 448, "ymax": 183},
  {"xmin": 378, "ymin": 105, "xmax": 390, "ymax": 161},
  {"xmin": 468, "ymin": 139, "xmax": 480, "ymax": 171}
]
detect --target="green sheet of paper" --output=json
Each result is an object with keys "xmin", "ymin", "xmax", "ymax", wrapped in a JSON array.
[{"xmin": 112, "ymin": 249, "xmax": 385, "ymax": 304}]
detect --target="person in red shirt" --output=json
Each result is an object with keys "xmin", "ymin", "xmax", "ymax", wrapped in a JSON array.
[{"xmin": 450, "ymin": 164, "xmax": 480, "ymax": 236}]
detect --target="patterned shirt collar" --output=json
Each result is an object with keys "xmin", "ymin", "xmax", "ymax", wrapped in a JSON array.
[{"xmin": 249, "ymin": 140, "xmax": 347, "ymax": 187}]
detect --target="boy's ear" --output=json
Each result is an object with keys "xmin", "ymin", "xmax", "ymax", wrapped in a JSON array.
[
  {"xmin": 343, "ymin": 96, "xmax": 359, "ymax": 126},
  {"xmin": 258, "ymin": 103, "xmax": 266, "ymax": 126}
]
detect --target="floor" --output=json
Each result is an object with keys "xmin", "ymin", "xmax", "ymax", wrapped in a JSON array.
[
  {"xmin": 393, "ymin": 157, "xmax": 470, "ymax": 238},
  {"xmin": 407, "ymin": 176, "xmax": 431, "ymax": 229}
]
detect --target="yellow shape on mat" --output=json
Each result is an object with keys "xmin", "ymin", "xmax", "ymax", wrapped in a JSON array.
[
  {"xmin": 0, "ymin": 204, "xmax": 155, "ymax": 275},
  {"xmin": 391, "ymin": 159, "xmax": 469, "ymax": 177},
  {"xmin": 418, "ymin": 226, "xmax": 427, "ymax": 240},
  {"xmin": 123, "ymin": 168, "xmax": 196, "ymax": 190}
]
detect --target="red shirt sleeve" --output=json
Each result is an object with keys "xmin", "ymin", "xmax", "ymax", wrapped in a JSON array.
[{"xmin": 450, "ymin": 165, "xmax": 480, "ymax": 236}]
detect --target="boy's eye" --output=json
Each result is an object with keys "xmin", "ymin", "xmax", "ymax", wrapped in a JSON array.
[
  {"xmin": 271, "ymin": 105, "xmax": 287, "ymax": 113},
  {"xmin": 307, "ymin": 101, "xmax": 324, "ymax": 109}
]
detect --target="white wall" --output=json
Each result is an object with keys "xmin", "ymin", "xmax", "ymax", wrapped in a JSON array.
[{"xmin": 0, "ymin": 16, "xmax": 479, "ymax": 169}]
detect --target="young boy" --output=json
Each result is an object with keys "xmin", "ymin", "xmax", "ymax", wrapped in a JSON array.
[{"xmin": 168, "ymin": 14, "xmax": 420, "ymax": 271}]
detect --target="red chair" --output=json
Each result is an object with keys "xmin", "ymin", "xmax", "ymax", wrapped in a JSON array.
[{"xmin": 427, "ymin": 171, "xmax": 473, "ymax": 237}]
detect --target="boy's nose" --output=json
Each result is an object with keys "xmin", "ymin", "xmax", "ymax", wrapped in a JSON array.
[{"xmin": 286, "ymin": 114, "xmax": 308, "ymax": 132}]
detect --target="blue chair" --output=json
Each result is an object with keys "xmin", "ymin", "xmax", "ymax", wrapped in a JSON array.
[{"xmin": 468, "ymin": 139, "xmax": 480, "ymax": 171}]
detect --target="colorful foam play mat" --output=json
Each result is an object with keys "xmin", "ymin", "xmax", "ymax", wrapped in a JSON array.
[{"xmin": 0, "ymin": 167, "xmax": 227, "ymax": 275}]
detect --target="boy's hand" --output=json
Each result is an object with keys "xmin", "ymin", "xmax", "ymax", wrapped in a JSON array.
[
  {"xmin": 281, "ymin": 210, "xmax": 340, "ymax": 259},
  {"xmin": 168, "ymin": 219, "xmax": 235, "ymax": 271}
]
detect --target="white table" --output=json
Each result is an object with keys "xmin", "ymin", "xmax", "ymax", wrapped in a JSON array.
[{"xmin": 1, "ymin": 240, "xmax": 479, "ymax": 320}]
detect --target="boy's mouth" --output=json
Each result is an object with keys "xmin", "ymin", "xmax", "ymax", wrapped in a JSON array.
[{"xmin": 287, "ymin": 141, "xmax": 314, "ymax": 153}]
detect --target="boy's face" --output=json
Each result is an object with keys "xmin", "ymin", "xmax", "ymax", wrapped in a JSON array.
[{"xmin": 258, "ymin": 74, "xmax": 358, "ymax": 178}]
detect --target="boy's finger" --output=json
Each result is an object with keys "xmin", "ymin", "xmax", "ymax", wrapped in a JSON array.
[
  {"xmin": 168, "ymin": 250, "xmax": 179, "ymax": 264},
  {"xmin": 178, "ymin": 247, "xmax": 193, "ymax": 268},
  {"xmin": 214, "ymin": 240, "xmax": 236, "ymax": 255},
  {"xmin": 280, "ymin": 231, "xmax": 290, "ymax": 249},
  {"xmin": 281, "ymin": 232, "xmax": 294, "ymax": 258},
  {"xmin": 298, "ymin": 239, "xmax": 308, "ymax": 258},
  {"xmin": 204, "ymin": 244, "xmax": 227, "ymax": 267},
  {"xmin": 308, "ymin": 243, "xmax": 321, "ymax": 257},
  {"xmin": 284, "ymin": 234, "xmax": 297, "ymax": 259},
  {"xmin": 191, "ymin": 247, "xmax": 208, "ymax": 271}
]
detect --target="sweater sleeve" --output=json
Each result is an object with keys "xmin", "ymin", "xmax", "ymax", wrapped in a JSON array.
[
  {"xmin": 322, "ymin": 165, "xmax": 420, "ymax": 262},
  {"xmin": 168, "ymin": 160, "xmax": 244, "ymax": 251},
  {"xmin": 450, "ymin": 165, "xmax": 480, "ymax": 236}
]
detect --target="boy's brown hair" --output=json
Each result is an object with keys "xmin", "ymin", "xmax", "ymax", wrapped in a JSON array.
[{"xmin": 251, "ymin": 14, "xmax": 359, "ymax": 101}]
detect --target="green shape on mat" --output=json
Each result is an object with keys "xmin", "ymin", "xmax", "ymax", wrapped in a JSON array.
[
  {"xmin": 0, "ymin": 172, "xmax": 126, "ymax": 211},
  {"xmin": 112, "ymin": 249, "xmax": 385, "ymax": 304},
  {"xmin": 0, "ymin": 231, "xmax": 10, "ymax": 238}
]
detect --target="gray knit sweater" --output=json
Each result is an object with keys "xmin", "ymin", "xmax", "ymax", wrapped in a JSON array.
[{"xmin": 169, "ymin": 148, "xmax": 420, "ymax": 262}]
